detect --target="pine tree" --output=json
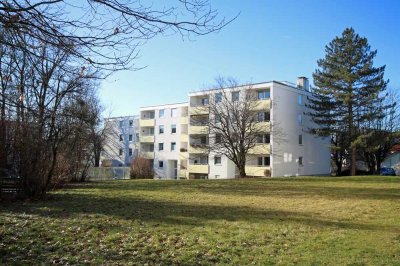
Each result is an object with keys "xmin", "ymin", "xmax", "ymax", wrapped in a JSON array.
[{"xmin": 307, "ymin": 28, "xmax": 388, "ymax": 176}]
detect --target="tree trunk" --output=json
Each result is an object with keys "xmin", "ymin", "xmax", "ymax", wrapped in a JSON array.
[{"xmin": 351, "ymin": 146, "xmax": 357, "ymax": 176}]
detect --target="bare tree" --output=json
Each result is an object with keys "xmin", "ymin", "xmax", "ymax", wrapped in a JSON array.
[
  {"xmin": 0, "ymin": 0, "xmax": 236, "ymax": 72},
  {"xmin": 194, "ymin": 78, "xmax": 275, "ymax": 178},
  {"xmin": 130, "ymin": 156, "xmax": 153, "ymax": 179}
]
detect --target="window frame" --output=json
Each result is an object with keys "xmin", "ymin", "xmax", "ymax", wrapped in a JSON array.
[
  {"xmin": 159, "ymin": 109, "xmax": 165, "ymax": 118},
  {"xmin": 158, "ymin": 143, "xmax": 164, "ymax": 151},
  {"xmin": 171, "ymin": 124, "xmax": 177, "ymax": 134},
  {"xmin": 159, "ymin": 125, "xmax": 164, "ymax": 134},
  {"xmin": 214, "ymin": 156, "xmax": 222, "ymax": 165},
  {"xmin": 171, "ymin": 142, "xmax": 176, "ymax": 151}
]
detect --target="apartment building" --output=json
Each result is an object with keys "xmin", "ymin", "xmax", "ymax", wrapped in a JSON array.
[
  {"xmin": 186, "ymin": 77, "xmax": 330, "ymax": 178},
  {"xmin": 138, "ymin": 103, "xmax": 189, "ymax": 179},
  {"xmin": 105, "ymin": 77, "xmax": 330, "ymax": 178},
  {"xmin": 101, "ymin": 115, "xmax": 139, "ymax": 166}
]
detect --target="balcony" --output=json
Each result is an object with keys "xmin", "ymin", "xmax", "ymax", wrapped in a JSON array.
[
  {"xmin": 189, "ymin": 105, "xmax": 209, "ymax": 115},
  {"xmin": 140, "ymin": 119, "xmax": 155, "ymax": 127},
  {"xmin": 180, "ymin": 117, "xmax": 189, "ymax": 124},
  {"xmin": 180, "ymin": 134, "xmax": 189, "ymax": 142},
  {"xmin": 245, "ymin": 166, "xmax": 270, "ymax": 177},
  {"xmin": 188, "ymin": 145, "xmax": 208, "ymax": 154},
  {"xmin": 189, "ymin": 125, "xmax": 208, "ymax": 135},
  {"xmin": 253, "ymin": 121, "xmax": 271, "ymax": 132},
  {"xmin": 248, "ymin": 143, "xmax": 270, "ymax": 154},
  {"xmin": 188, "ymin": 164, "xmax": 208, "ymax": 174},
  {"xmin": 251, "ymin": 99, "xmax": 271, "ymax": 111},
  {"xmin": 140, "ymin": 135, "xmax": 154, "ymax": 143},
  {"xmin": 140, "ymin": 152, "xmax": 154, "ymax": 159},
  {"xmin": 179, "ymin": 169, "xmax": 188, "ymax": 179}
]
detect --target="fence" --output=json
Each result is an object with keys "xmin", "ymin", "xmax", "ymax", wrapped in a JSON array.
[{"xmin": 87, "ymin": 167, "xmax": 131, "ymax": 181}]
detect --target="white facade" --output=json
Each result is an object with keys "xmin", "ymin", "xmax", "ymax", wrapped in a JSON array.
[
  {"xmin": 186, "ymin": 77, "xmax": 331, "ymax": 178},
  {"xmin": 101, "ymin": 116, "xmax": 139, "ymax": 166},
  {"xmin": 139, "ymin": 103, "xmax": 189, "ymax": 179}
]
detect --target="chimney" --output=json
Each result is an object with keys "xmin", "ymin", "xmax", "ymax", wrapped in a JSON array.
[{"xmin": 296, "ymin": 77, "xmax": 309, "ymax": 91}]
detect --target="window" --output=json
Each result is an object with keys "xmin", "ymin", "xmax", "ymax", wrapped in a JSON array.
[
  {"xmin": 257, "ymin": 90, "xmax": 270, "ymax": 100},
  {"xmin": 129, "ymin": 148, "xmax": 133, "ymax": 156},
  {"xmin": 299, "ymin": 134, "xmax": 303, "ymax": 145},
  {"xmin": 129, "ymin": 120, "xmax": 133, "ymax": 127},
  {"xmin": 159, "ymin": 160, "xmax": 164, "ymax": 168},
  {"xmin": 215, "ymin": 114, "xmax": 221, "ymax": 124},
  {"xmin": 298, "ymin": 156, "xmax": 303, "ymax": 166},
  {"xmin": 158, "ymin": 143, "xmax": 164, "ymax": 151},
  {"xmin": 159, "ymin": 125, "xmax": 164, "ymax": 134},
  {"xmin": 171, "ymin": 108, "xmax": 177, "ymax": 117},
  {"xmin": 214, "ymin": 156, "xmax": 222, "ymax": 165},
  {"xmin": 215, "ymin": 134, "xmax": 222, "ymax": 144},
  {"xmin": 201, "ymin": 97, "xmax": 209, "ymax": 106},
  {"xmin": 298, "ymin": 94, "xmax": 303, "ymax": 105},
  {"xmin": 129, "ymin": 134, "xmax": 133, "ymax": 142},
  {"xmin": 171, "ymin": 142, "xmax": 176, "ymax": 151},
  {"xmin": 215, "ymin": 93, "xmax": 222, "ymax": 103},
  {"xmin": 298, "ymin": 114, "xmax": 302, "ymax": 125},
  {"xmin": 119, "ymin": 120, "xmax": 124, "ymax": 127},
  {"xmin": 232, "ymin": 91, "xmax": 240, "ymax": 101},
  {"xmin": 200, "ymin": 136, "xmax": 207, "ymax": 144},
  {"xmin": 257, "ymin": 134, "xmax": 270, "ymax": 144},
  {"xmin": 258, "ymin": 156, "xmax": 270, "ymax": 166},
  {"xmin": 159, "ymin": 109, "xmax": 165, "ymax": 118},
  {"xmin": 171, "ymin": 124, "xmax": 177, "ymax": 134},
  {"xmin": 119, "ymin": 134, "xmax": 123, "ymax": 141},
  {"xmin": 119, "ymin": 149, "xmax": 123, "ymax": 156},
  {"xmin": 258, "ymin": 112, "xmax": 270, "ymax": 122}
]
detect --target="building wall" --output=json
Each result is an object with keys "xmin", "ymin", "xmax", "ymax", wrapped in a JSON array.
[
  {"xmin": 101, "ymin": 116, "xmax": 139, "ymax": 167},
  {"xmin": 139, "ymin": 103, "xmax": 189, "ymax": 179},
  {"xmin": 271, "ymin": 82, "xmax": 330, "ymax": 177}
]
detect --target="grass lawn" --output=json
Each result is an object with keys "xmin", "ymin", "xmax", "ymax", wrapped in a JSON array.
[{"xmin": 1, "ymin": 176, "xmax": 400, "ymax": 265}]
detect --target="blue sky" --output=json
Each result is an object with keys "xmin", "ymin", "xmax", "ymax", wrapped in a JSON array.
[{"xmin": 100, "ymin": 0, "xmax": 400, "ymax": 117}]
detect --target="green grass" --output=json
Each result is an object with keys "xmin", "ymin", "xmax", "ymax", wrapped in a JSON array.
[{"xmin": 1, "ymin": 176, "xmax": 400, "ymax": 265}]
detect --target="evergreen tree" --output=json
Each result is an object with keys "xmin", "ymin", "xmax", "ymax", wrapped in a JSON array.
[{"xmin": 307, "ymin": 28, "xmax": 388, "ymax": 176}]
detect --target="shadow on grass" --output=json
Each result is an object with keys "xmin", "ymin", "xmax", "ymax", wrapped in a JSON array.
[
  {"xmin": 71, "ymin": 178, "xmax": 400, "ymax": 201},
  {"xmin": 1, "ymin": 191, "xmax": 398, "ymax": 234}
]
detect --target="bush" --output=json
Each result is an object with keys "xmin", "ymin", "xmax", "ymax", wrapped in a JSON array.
[{"xmin": 130, "ymin": 157, "xmax": 153, "ymax": 179}]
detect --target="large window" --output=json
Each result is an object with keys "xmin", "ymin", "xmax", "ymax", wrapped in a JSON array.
[
  {"xmin": 215, "ymin": 93, "xmax": 222, "ymax": 103},
  {"xmin": 159, "ymin": 125, "xmax": 164, "ymax": 134},
  {"xmin": 158, "ymin": 143, "xmax": 164, "ymax": 151},
  {"xmin": 171, "ymin": 124, "xmax": 177, "ymax": 134},
  {"xmin": 159, "ymin": 109, "xmax": 165, "ymax": 118},
  {"xmin": 171, "ymin": 108, "xmax": 177, "ymax": 117},
  {"xmin": 214, "ymin": 156, "xmax": 222, "ymax": 165},
  {"xmin": 257, "ymin": 134, "xmax": 270, "ymax": 144},
  {"xmin": 257, "ymin": 90, "xmax": 270, "ymax": 100},
  {"xmin": 232, "ymin": 91, "xmax": 240, "ymax": 101},
  {"xmin": 257, "ymin": 156, "xmax": 270, "ymax": 166},
  {"xmin": 297, "ymin": 114, "xmax": 302, "ymax": 125},
  {"xmin": 171, "ymin": 142, "xmax": 176, "ymax": 151},
  {"xmin": 215, "ymin": 134, "xmax": 222, "ymax": 144},
  {"xmin": 257, "ymin": 112, "xmax": 270, "ymax": 122}
]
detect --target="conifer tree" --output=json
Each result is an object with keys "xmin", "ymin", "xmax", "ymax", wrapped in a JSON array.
[{"xmin": 307, "ymin": 28, "xmax": 388, "ymax": 176}]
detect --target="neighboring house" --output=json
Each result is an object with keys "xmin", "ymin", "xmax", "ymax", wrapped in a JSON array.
[
  {"xmin": 381, "ymin": 152, "xmax": 400, "ymax": 175},
  {"xmin": 101, "ymin": 116, "xmax": 139, "ymax": 166},
  {"xmin": 186, "ymin": 77, "xmax": 330, "ymax": 179},
  {"xmin": 138, "ymin": 103, "xmax": 189, "ymax": 179}
]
